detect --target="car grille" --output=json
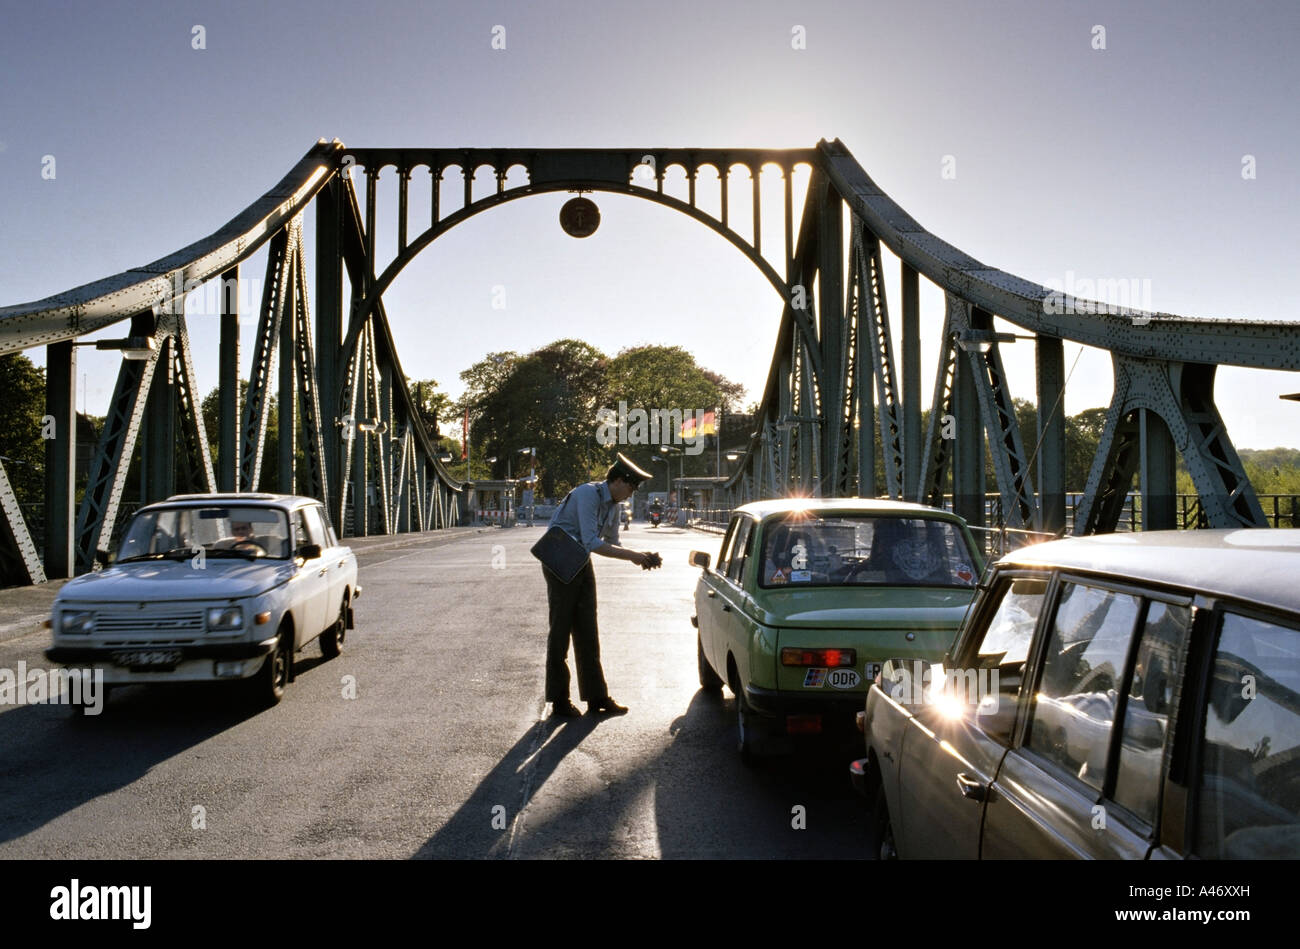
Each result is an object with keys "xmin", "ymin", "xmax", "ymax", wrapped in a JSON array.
[{"xmin": 91, "ymin": 608, "xmax": 206, "ymax": 645}]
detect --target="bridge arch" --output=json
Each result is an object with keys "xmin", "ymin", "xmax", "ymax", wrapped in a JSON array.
[{"xmin": 336, "ymin": 173, "xmax": 799, "ymax": 404}]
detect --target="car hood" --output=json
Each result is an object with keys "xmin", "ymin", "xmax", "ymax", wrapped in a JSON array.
[
  {"xmin": 751, "ymin": 586, "xmax": 975, "ymax": 629},
  {"xmin": 57, "ymin": 558, "xmax": 295, "ymax": 602}
]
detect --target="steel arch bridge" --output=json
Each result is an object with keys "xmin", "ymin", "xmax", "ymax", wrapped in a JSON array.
[{"xmin": 2, "ymin": 138, "xmax": 1297, "ymax": 585}]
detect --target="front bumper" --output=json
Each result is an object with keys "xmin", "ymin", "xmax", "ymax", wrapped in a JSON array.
[{"xmin": 46, "ymin": 639, "xmax": 277, "ymax": 684}]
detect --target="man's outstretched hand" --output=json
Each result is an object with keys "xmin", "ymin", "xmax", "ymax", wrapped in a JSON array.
[{"xmin": 639, "ymin": 552, "xmax": 663, "ymax": 570}]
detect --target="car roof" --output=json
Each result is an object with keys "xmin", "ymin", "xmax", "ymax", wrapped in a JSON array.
[
  {"xmin": 997, "ymin": 529, "xmax": 1300, "ymax": 614},
  {"xmin": 141, "ymin": 492, "xmax": 321, "ymax": 510},
  {"xmin": 733, "ymin": 497, "xmax": 970, "ymax": 524}
]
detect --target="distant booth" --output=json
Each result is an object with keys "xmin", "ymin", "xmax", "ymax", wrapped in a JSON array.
[
  {"xmin": 463, "ymin": 479, "xmax": 518, "ymax": 527},
  {"xmin": 673, "ymin": 476, "xmax": 729, "ymax": 526}
]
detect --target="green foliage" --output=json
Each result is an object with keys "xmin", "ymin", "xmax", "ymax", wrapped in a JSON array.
[
  {"xmin": 199, "ymin": 380, "xmax": 280, "ymax": 488},
  {"xmin": 455, "ymin": 340, "xmax": 746, "ymax": 498},
  {"xmin": 0, "ymin": 353, "xmax": 46, "ymax": 501},
  {"xmin": 408, "ymin": 379, "xmax": 453, "ymax": 439}
]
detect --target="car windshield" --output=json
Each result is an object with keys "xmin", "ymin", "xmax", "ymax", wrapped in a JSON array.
[
  {"xmin": 116, "ymin": 505, "xmax": 291, "ymax": 561},
  {"xmin": 758, "ymin": 513, "xmax": 980, "ymax": 589}
]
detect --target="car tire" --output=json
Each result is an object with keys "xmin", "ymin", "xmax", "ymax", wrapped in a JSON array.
[
  {"xmin": 253, "ymin": 628, "xmax": 290, "ymax": 707},
  {"xmin": 697, "ymin": 633, "xmax": 723, "ymax": 692},
  {"xmin": 734, "ymin": 682, "xmax": 764, "ymax": 765},
  {"xmin": 868, "ymin": 781, "xmax": 899, "ymax": 860},
  {"xmin": 320, "ymin": 598, "xmax": 346, "ymax": 659}
]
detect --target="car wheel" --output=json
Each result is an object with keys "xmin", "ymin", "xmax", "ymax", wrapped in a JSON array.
[
  {"xmin": 697, "ymin": 632, "xmax": 723, "ymax": 692},
  {"xmin": 868, "ymin": 783, "xmax": 899, "ymax": 860},
  {"xmin": 734, "ymin": 682, "xmax": 763, "ymax": 765},
  {"xmin": 254, "ymin": 629, "xmax": 290, "ymax": 707},
  {"xmin": 320, "ymin": 598, "xmax": 346, "ymax": 659}
]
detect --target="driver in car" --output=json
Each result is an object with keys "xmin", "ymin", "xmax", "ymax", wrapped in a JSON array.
[{"xmin": 215, "ymin": 520, "xmax": 257, "ymax": 550}]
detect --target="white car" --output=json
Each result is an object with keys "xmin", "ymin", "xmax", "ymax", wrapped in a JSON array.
[{"xmin": 45, "ymin": 493, "xmax": 360, "ymax": 712}]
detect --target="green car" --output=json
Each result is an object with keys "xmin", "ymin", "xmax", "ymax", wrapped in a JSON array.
[{"xmin": 690, "ymin": 498, "xmax": 985, "ymax": 760}]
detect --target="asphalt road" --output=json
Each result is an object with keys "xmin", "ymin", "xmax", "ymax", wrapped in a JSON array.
[{"xmin": 0, "ymin": 524, "xmax": 869, "ymax": 859}]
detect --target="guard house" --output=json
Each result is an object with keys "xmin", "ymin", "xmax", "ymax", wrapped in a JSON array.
[
  {"xmin": 464, "ymin": 479, "xmax": 518, "ymax": 526},
  {"xmin": 672, "ymin": 476, "xmax": 729, "ymax": 523}
]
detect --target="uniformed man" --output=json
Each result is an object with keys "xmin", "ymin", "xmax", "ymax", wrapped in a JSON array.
[{"xmin": 544, "ymin": 452, "xmax": 661, "ymax": 718}]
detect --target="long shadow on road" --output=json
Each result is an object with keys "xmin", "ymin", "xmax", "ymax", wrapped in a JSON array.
[
  {"xmin": 0, "ymin": 674, "xmax": 297, "ymax": 846},
  {"xmin": 415, "ymin": 714, "xmax": 598, "ymax": 859},
  {"xmin": 417, "ymin": 689, "xmax": 869, "ymax": 859}
]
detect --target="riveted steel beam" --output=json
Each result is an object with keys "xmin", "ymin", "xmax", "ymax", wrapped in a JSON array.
[
  {"xmin": 959, "ymin": 306, "xmax": 1037, "ymax": 529},
  {"xmin": 856, "ymin": 221, "xmax": 905, "ymax": 499},
  {"xmin": 75, "ymin": 314, "xmax": 168, "ymax": 572},
  {"xmin": 240, "ymin": 227, "xmax": 291, "ymax": 491},
  {"xmin": 292, "ymin": 246, "xmax": 328, "ymax": 506},
  {"xmin": 918, "ymin": 302, "xmax": 960, "ymax": 507},
  {"xmin": 172, "ymin": 311, "xmax": 216, "ymax": 494},
  {"xmin": 218, "ymin": 265, "xmax": 240, "ymax": 492},
  {"xmin": 0, "ymin": 458, "xmax": 45, "ymax": 584},
  {"xmin": 1035, "ymin": 335, "xmax": 1067, "ymax": 533},
  {"xmin": 44, "ymin": 339, "xmax": 77, "ymax": 578}
]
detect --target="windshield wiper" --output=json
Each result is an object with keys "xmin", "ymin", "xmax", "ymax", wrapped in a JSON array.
[
  {"xmin": 205, "ymin": 548, "xmax": 261, "ymax": 560},
  {"xmin": 116, "ymin": 553, "xmax": 166, "ymax": 564}
]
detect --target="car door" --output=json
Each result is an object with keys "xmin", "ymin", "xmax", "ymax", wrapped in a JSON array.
[
  {"xmin": 291, "ymin": 507, "xmax": 330, "ymax": 642},
  {"xmin": 983, "ymin": 580, "xmax": 1191, "ymax": 858},
  {"xmin": 698, "ymin": 517, "xmax": 739, "ymax": 676},
  {"xmin": 304, "ymin": 503, "xmax": 347, "ymax": 622},
  {"xmin": 719, "ymin": 516, "xmax": 757, "ymax": 686},
  {"xmin": 895, "ymin": 570, "xmax": 1049, "ymax": 858}
]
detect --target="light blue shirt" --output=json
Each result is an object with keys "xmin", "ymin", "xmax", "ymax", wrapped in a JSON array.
[{"xmin": 550, "ymin": 481, "xmax": 621, "ymax": 554}]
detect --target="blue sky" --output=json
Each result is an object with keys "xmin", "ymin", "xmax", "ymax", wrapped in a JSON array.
[{"xmin": 2, "ymin": 0, "xmax": 1298, "ymax": 449}]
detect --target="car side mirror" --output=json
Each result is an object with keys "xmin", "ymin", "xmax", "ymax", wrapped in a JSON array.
[
  {"xmin": 297, "ymin": 543, "xmax": 322, "ymax": 561},
  {"xmin": 689, "ymin": 550, "xmax": 710, "ymax": 570}
]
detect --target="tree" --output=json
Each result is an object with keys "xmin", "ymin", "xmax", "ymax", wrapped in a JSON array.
[
  {"xmin": 408, "ymin": 379, "xmax": 453, "ymax": 439},
  {"xmin": 464, "ymin": 339, "xmax": 609, "ymax": 497},
  {"xmin": 199, "ymin": 381, "xmax": 280, "ymax": 488},
  {"xmin": 0, "ymin": 353, "xmax": 47, "ymax": 502},
  {"xmin": 603, "ymin": 345, "xmax": 746, "ymax": 482}
]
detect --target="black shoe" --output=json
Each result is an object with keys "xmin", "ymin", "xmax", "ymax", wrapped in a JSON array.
[
  {"xmin": 588, "ymin": 696, "xmax": 628, "ymax": 716},
  {"xmin": 550, "ymin": 699, "xmax": 582, "ymax": 718}
]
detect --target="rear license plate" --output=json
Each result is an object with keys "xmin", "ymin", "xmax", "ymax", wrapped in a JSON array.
[
  {"xmin": 864, "ymin": 662, "xmax": 882, "ymax": 683},
  {"xmin": 113, "ymin": 649, "xmax": 183, "ymax": 669}
]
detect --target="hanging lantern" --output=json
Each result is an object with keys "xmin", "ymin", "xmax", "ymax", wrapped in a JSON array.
[{"xmin": 559, "ymin": 196, "xmax": 600, "ymax": 238}]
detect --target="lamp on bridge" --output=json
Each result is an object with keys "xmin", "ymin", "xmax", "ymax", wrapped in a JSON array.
[
  {"xmin": 356, "ymin": 419, "xmax": 387, "ymax": 434},
  {"xmin": 955, "ymin": 329, "xmax": 1028, "ymax": 353},
  {"xmin": 775, "ymin": 416, "xmax": 819, "ymax": 433},
  {"xmin": 72, "ymin": 336, "xmax": 156, "ymax": 360}
]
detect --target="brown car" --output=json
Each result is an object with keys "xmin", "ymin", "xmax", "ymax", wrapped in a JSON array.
[{"xmin": 854, "ymin": 529, "xmax": 1300, "ymax": 859}]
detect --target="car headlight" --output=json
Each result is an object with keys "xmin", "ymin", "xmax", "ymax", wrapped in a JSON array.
[
  {"xmin": 206, "ymin": 606, "xmax": 243, "ymax": 631},
  {"xmin": 60, "ymin": 610, "xmax": 95, "ymax": 634}
]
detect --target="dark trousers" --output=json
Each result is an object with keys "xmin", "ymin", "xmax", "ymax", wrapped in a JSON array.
[{"xmin": 544, "ymin": 562, "xmax": 609, "ymax": 703}]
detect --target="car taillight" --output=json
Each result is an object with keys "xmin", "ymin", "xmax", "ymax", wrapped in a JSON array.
[{"xmin": 781, "ymin": 647, "xmax": 856, "ymax": 667}]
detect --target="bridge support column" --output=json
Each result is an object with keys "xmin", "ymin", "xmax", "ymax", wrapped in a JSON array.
[
  {"xmin": 953, "ymin": 353, "xmax": 984, "ymax": 527},
  {"xmin": 278, "ymin": 295, "xmax": 296, "ymax": 495},
  {"xmin": 144, "ymin": 336, "xmax": 176, "ymax": 502},
  {"xmin": 1036, "ymin": 335, "xmax": 1066, "ymax": 533},
  {"xmin": 44, "ymin": 340, "xmax": 76, "ymax": 578},
  {"xmin": 316, "ymin": 181, "xmax": 344, "ymax": 525},
  {"xmin": 219, "ymin": 266, "xmax": 240, "ymax": 493},
  {"xmin": 901, "ymin": 262, "xmax": 921, "ymax": 498},
  {"xmin": 1140, "ymin": 408, "xmax": 1177, "ymax": 530}
]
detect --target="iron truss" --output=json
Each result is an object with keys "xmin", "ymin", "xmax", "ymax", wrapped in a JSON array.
[{"xmin": 1, "ymin": 139, "xmax": 1297, "ymax": 584}]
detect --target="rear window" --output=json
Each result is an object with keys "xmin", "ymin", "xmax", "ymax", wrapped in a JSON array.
[
  {"xmin": 757, "ymin": 513, "xmax": 980, "ymax": 589},
  {"xmin": 1196, "ymin": 611, "xmax": 1300, "ymax": 858}
]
